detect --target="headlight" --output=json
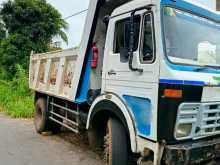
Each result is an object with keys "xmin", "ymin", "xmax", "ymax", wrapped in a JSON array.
[{"xmin": 175, "ymin": 123, "xmax": 192, "ymax": 138}]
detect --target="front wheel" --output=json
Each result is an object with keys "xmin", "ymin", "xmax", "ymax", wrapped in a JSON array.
[{"xmin": 104, "ymin": 118, "xmax": 128, "ymax": 165}]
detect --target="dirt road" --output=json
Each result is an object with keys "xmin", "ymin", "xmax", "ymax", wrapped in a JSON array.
[
  {"xmin": 0, "ymin": 113, "xmax": 103, "ymax": 165},
  {"xmin": 1, "ymin": 113, "xmax": 220, "ymax": 165}
]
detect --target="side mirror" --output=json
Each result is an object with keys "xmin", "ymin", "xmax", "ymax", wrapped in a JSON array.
[{"xmin": 128, "ymin": 11, "xmax": 143, "ymax": 73}]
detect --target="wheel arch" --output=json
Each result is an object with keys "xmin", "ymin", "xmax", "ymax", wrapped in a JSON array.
[
  {"xmin": 86, "ymin": 93, "xmax": 137, "ymax": 152},
  {"xmin": 34, "ymin": 92, "xmax": 48, "ymax": 103}
]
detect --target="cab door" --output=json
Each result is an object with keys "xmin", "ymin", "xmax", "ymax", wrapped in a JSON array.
[{"xmin": 103, "ymin": 9, "xmax": 160, "ymax": 140}]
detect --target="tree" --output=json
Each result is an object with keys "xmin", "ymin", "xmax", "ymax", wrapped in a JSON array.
[
  {"xmin": 0, "ymin": 21, "xmax": 6, "ymax": 41},
  {"xmin": 0, "ymin": 0, "xmax": 68, "ymax": 78},
  {"xmin": 0, "ymin": 34, "xmax": 32, "ymax": 77}
]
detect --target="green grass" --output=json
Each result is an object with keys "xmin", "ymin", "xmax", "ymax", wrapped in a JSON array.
[{"xmin": 0, "ymin": 65, "xmax": 34, "ymax": 118}]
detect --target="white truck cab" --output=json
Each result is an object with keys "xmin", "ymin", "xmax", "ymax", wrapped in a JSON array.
[{"xmin": 29, "ymin": 0, "xmax": 220, "ymax": 164}]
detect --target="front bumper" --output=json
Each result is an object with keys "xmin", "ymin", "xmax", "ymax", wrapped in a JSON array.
[{"xmin": 163, "ymin": 137, "xmax": 220, "ymax": 164}]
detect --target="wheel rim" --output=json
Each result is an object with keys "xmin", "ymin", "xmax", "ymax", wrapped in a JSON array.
[{"xmin": 104, "ymin": 120, "xmax": 113, "ymax": 164}]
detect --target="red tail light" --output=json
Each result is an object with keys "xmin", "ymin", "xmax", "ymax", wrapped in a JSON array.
[{"xmin": 91, "ymin": 43, "xmax": 99, "ymax": 69}]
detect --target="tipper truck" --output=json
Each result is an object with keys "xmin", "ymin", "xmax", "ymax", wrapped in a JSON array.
[{"xmin": 29, "ymin": 0, "xmax": 220, "ymax": 164}]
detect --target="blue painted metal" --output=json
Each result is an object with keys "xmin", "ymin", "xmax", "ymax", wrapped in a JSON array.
[
  {"xmin": 159, "ymin": 79, "xmax": 205, "ymax": 86},
  {"xmin": 166, "ymin": 62, "xmax": 220, "ymax": 74},
  {"xmin": 123, "ymin": 95, "xmax": 152, "ymax": 137},
  {"xmin": 160, "ymin": 0, "xmax": 220, "ymax": 74},
  {"xmin": 160, "ymin": 79, "xmax": 220, "ymax": 87},
  {"xmin": 75, "ymin": 50, "xmax": 92, "ymax": 104},
  {"xmin": 161, "ymin": 0, "xmax": 220, "ymax": 22}
]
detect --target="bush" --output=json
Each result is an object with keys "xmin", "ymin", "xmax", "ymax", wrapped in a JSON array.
[{"xmin": 0, "ymin": 65, "xmax": 34, "ymax": 118}]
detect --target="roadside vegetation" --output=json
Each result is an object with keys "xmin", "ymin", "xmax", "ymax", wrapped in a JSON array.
[
  {"xmin": 0, "ymin": 0, "xmax": 68, "ymax": 118},
  {"xmin": 0, "ymin": 65, "xmax": 34, "ymax": 118}
]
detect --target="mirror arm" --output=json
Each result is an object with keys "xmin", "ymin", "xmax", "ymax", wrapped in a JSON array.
[
  {"xmin": 128, "ymin": 52, "xmax": 143, "ymax": 72},
  {"xmin": 128, "ymin": 4, "xmax": 154, "ymax": 73}
]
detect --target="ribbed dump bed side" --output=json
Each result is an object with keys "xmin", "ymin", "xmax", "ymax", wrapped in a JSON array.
[
  {"xmin": 29, "ymin": 48, "xmax": 79, "ymax": 101},
  {"xmin": 29, "ymin": 0, "xmax": 133, "ymax": 101}
]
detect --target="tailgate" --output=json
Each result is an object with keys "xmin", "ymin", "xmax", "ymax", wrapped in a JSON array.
[{"xmin": 29, "ymin": 48, "xmax": 79, "ymax": 101}]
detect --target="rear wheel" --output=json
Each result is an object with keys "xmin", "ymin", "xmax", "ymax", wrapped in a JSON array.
[
  {"xmin": 104, "ymin": 118, "xmax": 128, "ymax": 165},
  {"xmin": 34, "ymin": 98, "xmax": 61, "ymax": 134}
]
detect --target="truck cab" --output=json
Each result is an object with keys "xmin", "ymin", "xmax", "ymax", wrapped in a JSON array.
[{"xmin": 30, "ymin": 0, "xmax": 220, "ymax": 164}]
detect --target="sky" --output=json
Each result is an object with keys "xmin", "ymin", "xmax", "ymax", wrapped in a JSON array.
[
  {"xmin": 0, "ymin": 0, "xmax": 216, "ymax": 48},
  {"xmin": 46, "ymin": 0, "xmax": 90, "ymax": 48}
]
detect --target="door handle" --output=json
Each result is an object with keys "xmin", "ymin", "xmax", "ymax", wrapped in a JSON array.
[{"xmin": 108, "ymin": 70, "xmax": 117, "ymax": 75}]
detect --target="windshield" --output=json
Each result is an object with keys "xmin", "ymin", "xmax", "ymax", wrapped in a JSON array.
[{"xmin": 163, "ymin": 7, "xmax": 220, "ymax": 67}]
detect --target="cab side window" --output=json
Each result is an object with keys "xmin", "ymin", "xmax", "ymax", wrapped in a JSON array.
[
  {"xmin": 114, "ymin": 16, "xmax": 141, "ymax": 62},
  {"xmin": 141, "ymin": 13, "xmax": 155, "ymax": 63}
]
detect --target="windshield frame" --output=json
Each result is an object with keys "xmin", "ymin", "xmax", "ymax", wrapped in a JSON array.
[{"xmin": 161, "ymin": 5, "xmax": 220, "ymax": 70}]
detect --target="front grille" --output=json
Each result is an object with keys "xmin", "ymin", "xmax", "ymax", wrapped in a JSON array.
[
  {"xmin": 201, "ymin": 103, "xmax": 220, "ymax": 135},
  {"xmin": 176, "ymin": 102, "xmax": 220, "ymax": 140}
]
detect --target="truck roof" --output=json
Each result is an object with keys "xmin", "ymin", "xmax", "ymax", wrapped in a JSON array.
[
  {"xmin": 162, "ymin": 0, "xmax": 220, "ymax": 22},
  {"xmin": 112, "ymin": 0, "xmax": 220, "ymax": 18},
  {"xmin": 185, "ymin": 0, "xmax": 219, "ymax": 13},
  {"xmin": 112, "ymin": 0, "xmax": 153, "ymax": 16}
]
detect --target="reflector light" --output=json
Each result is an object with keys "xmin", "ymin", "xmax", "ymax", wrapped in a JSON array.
[
  {"xmin": 164, "ymin": 89, "xmax": 183, "ymax": 98},
  {"xmin": 91, "ymin": 43, "xmax": 99, "ymax": 69}
]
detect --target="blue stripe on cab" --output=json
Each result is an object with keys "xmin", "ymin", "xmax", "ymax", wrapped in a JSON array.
[
  {"xmin": 159, "ymin": 79, "xmax": 205, "ymax": 86},
  {"xmin": 166, "ymin": 61, "xmax": 220, "ymax": 74},
  {"xmin": 161, "ymin": 0, "xmax": 220, "ymax": 22}
]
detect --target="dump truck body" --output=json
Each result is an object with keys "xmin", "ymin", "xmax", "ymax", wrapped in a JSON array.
[{"xmin": 29, "ymin": 0, "xmax": 220, "ymax": 164}]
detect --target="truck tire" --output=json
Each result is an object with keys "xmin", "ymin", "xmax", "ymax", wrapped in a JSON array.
[
  {"xmin": 34, "ymin": 98, "xmax": 61, "ymax": 134},
  {"xmin": 104, "ymin": 118, "xmax": 128, "ymax": 165}
]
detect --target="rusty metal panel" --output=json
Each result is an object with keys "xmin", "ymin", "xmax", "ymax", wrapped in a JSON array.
[
  {"xmin": 30, "ymin": 60, "xmax": 37, "ymax": 87},
  {"xmin": 61, "ymin": 56, "xmax": 77, "ymax": 97},
  {"xmin": 38, "ymin": 60, "xmax": 47, "ymax": 84},
  {"xmin": 49, "ymin": 59, "xmax": 59, "ymax": 86},
  {"xmin": 34, "ymin": 59, "xmax": 47, "ymax": 91},
  {"xmin": 29, "ymin": 48, "xmax": 79, "ymax": 101}
]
